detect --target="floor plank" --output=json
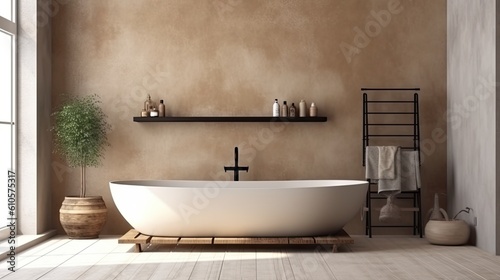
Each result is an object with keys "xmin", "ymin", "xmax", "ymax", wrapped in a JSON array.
[
  {"xmin": 188, "ymin": 245, "xmax": 226, "ymax": 280},
  {"xmin": 0, "ymin": 255, "xmax": 39, "ymax": 279},
  {"xmin": 255, "ymin": 248, "xmax": 293, "ymax": 280},
  {"xmin": 219, "ymin": 245, "xmax": 257, "ymax": 280},
  {"xmin": 2, "ymin": 235, "xmax": 500, "ymax": 280},
  {"xmin": 36, "ymin": 253, "xmax": 106, "ymax": 280},
  {"xmin": 287, "ymin": 245, "xmax": 335, "ymax": 280},
  {"xmin": 147, "ymin": 245, "xmax": 199, "ymax": 280},
  {"xmin": 1, "ymin": 254, "xmax": 75, "ymax": 280},
  {"xmin": 108, "ymin": 252, "xmax": 157, "ymax": 280},
  {"xmin": 45, "ymin": 238, "xmax": 97, "ymax": 256},
  {"xmin": 79, "ymin": 237, "xmax": 127, "ymax": 254},
  {"xmin": 75, "ymin": 252, "xmax": 139, "ymax": 280},
  {"xmin": 133, "ymin": 248, "xmax": 179, "ymax": 280}
]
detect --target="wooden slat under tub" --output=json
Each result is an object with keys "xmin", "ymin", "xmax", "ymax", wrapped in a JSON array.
[
  {"xmin": 118, "ymin": 229, "xmax": 152, "ymax": 252},
  {"xmin": 315, "ymin": 231, "xmax": 354, "ymax": 245},
  {"xmin": 213, "ymin": 237, "xmax": 288, "ymax": 245},
  {"xmin": 118, "ymin": 229, "xmax": 141, "ymax": 243},
  {"xmin": 178, "ymin": 237, "xmax": 213, "ymax": 244},
  {"xmin": 288, "ymin": 237, "xmax": 315, "ymax": 244},
  {"xmin": 118, "ymin": 229, "xmax": 354, "ymax": 253},
  {"xmin": 150, "ymin": 236, "xmax": 180, "ymax": 244}
]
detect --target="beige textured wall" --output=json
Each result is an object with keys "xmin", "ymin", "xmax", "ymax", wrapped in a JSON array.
[{"xmin": 51, "ymin": 0, "xmax": 447, "ymax": 235}]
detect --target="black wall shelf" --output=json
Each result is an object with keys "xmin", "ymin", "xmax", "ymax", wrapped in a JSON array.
[{"xmin": 133, "ymin": 116, "xmax": 327, "ymax": 122}]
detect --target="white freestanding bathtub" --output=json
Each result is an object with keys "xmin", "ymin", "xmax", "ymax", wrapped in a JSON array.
[{"xmin": 109, "ymin": 180, "xmax": 368, "ymax": 237}]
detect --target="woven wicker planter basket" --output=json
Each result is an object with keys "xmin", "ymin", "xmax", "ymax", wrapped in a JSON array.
[{"xmin": 425, "ymin": 219, "xmax": 470, "ymax": 245}]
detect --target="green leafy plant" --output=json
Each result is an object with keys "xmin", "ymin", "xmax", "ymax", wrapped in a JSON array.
[{"xmin": 52, "ymin": 94, "xmax": 111, "ymax": 197}]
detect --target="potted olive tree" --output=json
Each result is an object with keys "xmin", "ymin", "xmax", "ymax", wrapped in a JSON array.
[{"xmin": 52, "ymin": 94, "xmax": 111, "ymax": 239}]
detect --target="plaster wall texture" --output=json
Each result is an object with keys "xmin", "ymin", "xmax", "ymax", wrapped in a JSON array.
[
  {"xmin": 51, "ymin": 0, "xmax": 447, "ymax": 235},
  {"xmin": 17, "ymin": 0, "xmax": 53, "ymax": 234},
  {"xmin": 447, "ymin": 0, "xmax": 498, "ymax": 254}
]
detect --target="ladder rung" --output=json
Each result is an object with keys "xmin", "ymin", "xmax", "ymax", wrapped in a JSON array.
[
  {"xmin": 366, "ymin": 112, "xmax": 415, "ymax": 114},
  {"xmin": 366, "ymin": 197, "xmax": 418, "ymax": 200},
  {"xmin": 366, "ymin": 101, "xmax": 414, "ymax": 103},
  {"xmin": 364, "ymin": 147, "xmax": 419, "ymax": 150},
  {"xmin": 366, "ymin": 123, "xmax": 415, "ymax": 126},
  {"xmin": 361, "ymin": 88, "xmax": 420, "ymax": 91},
  {"xmin": 366, "ymin": 135, "xmax": 415, "ymax": 137},
  {"xmin": 368, "ymin": 225, "xmax": 417, "ymax": 228},
  {"xmin": 364, "ymin": 207, "xmax": 420, "ymax": 212}
]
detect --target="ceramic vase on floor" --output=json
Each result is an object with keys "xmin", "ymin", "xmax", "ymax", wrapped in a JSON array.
[{"xmin": 60, "ymin": 196, "xmax": 107, "ymax": 239}]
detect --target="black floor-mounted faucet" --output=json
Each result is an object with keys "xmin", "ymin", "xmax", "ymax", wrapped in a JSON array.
[{"xmin": 224, "ymin": 147, "xmax": 249, "ymax": 181}]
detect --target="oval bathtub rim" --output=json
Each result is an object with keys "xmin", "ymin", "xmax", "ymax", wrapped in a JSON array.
[{"xmin": 109, "ymin": 179, "xmax": 369, "ymax": 189}]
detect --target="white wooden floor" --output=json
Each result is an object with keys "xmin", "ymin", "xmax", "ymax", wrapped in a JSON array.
[{"xmin": 1, "ymin": 235, "xmax": 499, "ymax": 280}]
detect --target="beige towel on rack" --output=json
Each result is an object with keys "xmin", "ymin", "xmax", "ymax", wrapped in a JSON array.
[
  {"xmin": 366, "ymin": 147, "xmax": 421, "ymax": 194},
  {"xmin": 400, "ymin": 150, "xmax": 421, "ymax": 191},
  {"xmin": 365, "ymin": 146, "xmax": 380, "ymax": 180},
  {"xmin": 365, "ymin": 146, "xmax": 401, "ymax": 195},
  {"xmin": 378, "ymin": 146, "xmax": 398, "ymax": 179}
]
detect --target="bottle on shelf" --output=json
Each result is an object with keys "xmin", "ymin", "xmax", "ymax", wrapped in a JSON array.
[
  {"xmin": 299, "ymin": 100, "xmax": 307, "ymax": 117},
  {"xmin": 310, "ymin": 102, "xmax": 317, "ymax": 117},
  {"xmin": 159, "ymin": 100, "xmax": 166, "ymax": 117},
  {"xmin": 273, "ymin": 99, "xmax": 280, "ymax": 117},
  {"xmin": 281, "ymin": 101, "xmax": 288, "ymax": 117},
  {"xmin": 289, "ymin": 103, "xmax": 296, "ymax": 117},
  {"xmin": 144, "ymin": 94, "xmax": 153, "ymax": 115},
  {"xmin": 141, "ymin": 109, "xmax": 148, "ymax": 117}
]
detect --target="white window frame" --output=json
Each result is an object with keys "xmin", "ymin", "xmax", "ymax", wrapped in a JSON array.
[{"xmin": 0, "ymin": 0, "xmax": 16, "ymax": 240}]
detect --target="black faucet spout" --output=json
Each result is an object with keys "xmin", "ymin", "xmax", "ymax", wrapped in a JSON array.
[{"xmin": 224, "ymin": 146, "xmax": 249, "ymax": 181}]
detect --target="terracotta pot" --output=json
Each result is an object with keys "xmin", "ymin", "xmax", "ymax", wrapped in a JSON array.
[
  {"xmin": 59, "ymin": 196, "xmax": 107, "ymax": 239},
  {"xmin": 425, "ymin": 219, "xmax": 470, "ymax": 245}
]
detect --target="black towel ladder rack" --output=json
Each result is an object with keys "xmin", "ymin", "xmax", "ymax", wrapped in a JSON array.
[{"xmin": 362, "ymin": 87, "xmax": 423, "ymax": 238}]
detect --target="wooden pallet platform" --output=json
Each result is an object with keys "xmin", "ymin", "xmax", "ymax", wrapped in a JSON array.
[{"xmin": 118, "ymin": 229, "xmax": 354, "ymax": 253}]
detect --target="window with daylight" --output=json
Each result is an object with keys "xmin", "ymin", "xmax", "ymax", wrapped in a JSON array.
[{"xmin": 0, "ymin": 0, "xmax": 16, "ymax": 239}]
